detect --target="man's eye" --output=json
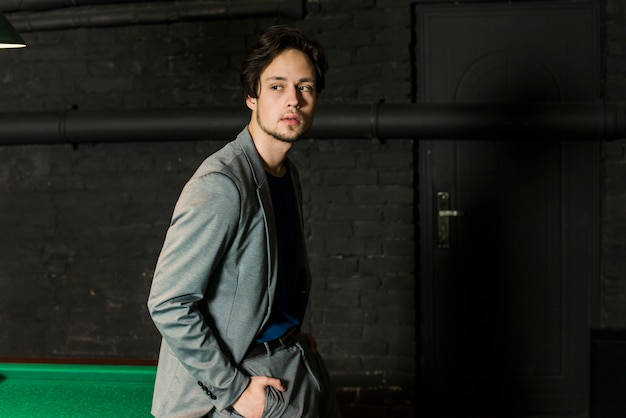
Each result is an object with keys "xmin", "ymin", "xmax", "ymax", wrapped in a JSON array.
[
  {"xmin": 271, "ymin": 85, "xmax": 283, "ymax": 91},
  {"xmin": 299, "ymin": 85, "xmax": 313, "ymax": 92}
]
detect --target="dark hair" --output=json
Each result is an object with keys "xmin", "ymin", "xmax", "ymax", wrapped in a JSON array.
[{"xmin": 240, "ymin": 25, "xmax": 327, "ymax": 99}]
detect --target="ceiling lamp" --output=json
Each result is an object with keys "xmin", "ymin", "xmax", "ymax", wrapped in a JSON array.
[{"xmin": 0, "ymin": 12, "xmax": 25, "ymax": 49}]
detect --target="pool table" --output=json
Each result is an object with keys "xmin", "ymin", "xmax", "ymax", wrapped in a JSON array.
[{"xmin": 0, "ymin": 358, "xmax": 157, "ymax": 417}]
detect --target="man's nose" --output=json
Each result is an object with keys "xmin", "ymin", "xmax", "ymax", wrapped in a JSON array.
[{"xmin": 286, "ymin": 86, "xmax": 301, "ymax": 108}]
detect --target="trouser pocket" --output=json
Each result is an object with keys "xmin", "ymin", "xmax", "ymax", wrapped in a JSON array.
[
  {"xmin": 239, "ymin": 336, "xmax": 339, "ymax": 417},
  {"xmin": 261, "ymin": 384, "xmax": 288, "ymax": 417}
]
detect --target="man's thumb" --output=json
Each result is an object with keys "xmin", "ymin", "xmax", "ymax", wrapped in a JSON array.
[{"xmin": 264, "ymin": 376, "xmax": 286, "ymax": 392}]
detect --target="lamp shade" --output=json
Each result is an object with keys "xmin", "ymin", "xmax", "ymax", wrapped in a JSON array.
[{"xmin": 0, "ymin": 12, "xmax": 25, "ymax": 48}]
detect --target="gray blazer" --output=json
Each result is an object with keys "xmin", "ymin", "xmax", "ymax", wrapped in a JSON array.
[{"xmin": 147, "ymin": 128, "xmax": 311, "ymax": 418}]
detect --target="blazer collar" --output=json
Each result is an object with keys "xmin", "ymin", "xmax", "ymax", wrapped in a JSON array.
[
  {"xmin": 235, "ymin": 127, "xmax": 267, "ymax": 189},
  {"xmin": 235, "ymin": 126, "xmax": 295, "ymax": 188}
]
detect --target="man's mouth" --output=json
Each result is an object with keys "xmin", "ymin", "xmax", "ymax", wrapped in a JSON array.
[{"xmin": 281, "ymin": 113, "xmax": 301, "ymax": 126}]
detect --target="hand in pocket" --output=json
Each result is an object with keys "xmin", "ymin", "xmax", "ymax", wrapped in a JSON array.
[{"xmin": 232, "ymin": 376, "xmax": 285, "ymax": 418}]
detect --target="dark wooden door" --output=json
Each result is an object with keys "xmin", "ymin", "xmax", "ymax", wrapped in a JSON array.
[{"xmin": 417, "ymin": 2, "xmax": 600, "ymax": 417}]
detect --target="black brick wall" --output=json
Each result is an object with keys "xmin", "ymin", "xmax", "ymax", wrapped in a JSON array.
[{"xmin": 0, "ymin": 0, "xmax": 416, "ymax": 403}]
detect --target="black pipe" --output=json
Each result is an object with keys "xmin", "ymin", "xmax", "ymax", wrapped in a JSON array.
[
  {"xmin": 6, "ymin": 0, "xmax": 304, "ymax": 32},
  {"xmin": 0, "ymin": 0, "xmax": 150, "ymax": 12},
  {"xmin": 65, "ymin": 107, "xmax": 251, "ymax": 143},
  {"xmin": 369, "ymin": 102, "xmax": 614, "ymax": 139},
  {"xmin": 308, "ymin": 102, "xmax": 625, "ymax": 140},
  {"xmin": 0, "ymin": 102, "xmax": 624, "ymax": 146}
]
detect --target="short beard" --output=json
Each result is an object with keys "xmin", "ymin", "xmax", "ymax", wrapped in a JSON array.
[{"xmin": 256, "ymin": 111, "xmax": 304, "ymax": 144}]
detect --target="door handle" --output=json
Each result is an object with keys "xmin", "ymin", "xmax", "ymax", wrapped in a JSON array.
[
  {"xmin": 439, "ymin": 210, "xmax": 464, "ymax": 217},
  {"xmin": 437, "ymin": 192, "xmax": 464, "ymax": 248}
]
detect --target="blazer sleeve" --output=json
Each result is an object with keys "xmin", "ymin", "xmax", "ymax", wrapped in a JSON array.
[{"xmin": 147, "ymin": 171, "xmax": 250, "ymax": 411}]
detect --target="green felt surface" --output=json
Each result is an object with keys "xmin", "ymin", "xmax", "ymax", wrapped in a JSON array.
[{"xmin": 0, "ymin": 363, "xmax": 156, "ymax": 417}]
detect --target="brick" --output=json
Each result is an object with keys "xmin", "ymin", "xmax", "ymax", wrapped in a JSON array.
[
  {"xmin": 311, "ymin": 152, "xmax": 358, "ymax": 169},
  {"xmin": 382, "ymin": 204, "xmax": 414, "ymax": 223},
  {"xmin": 354, "ymin": 221, "xmax": 414, "ymax": 239},
  {"xmin": 322, "ymin": 359, "xmax": 363, "ymax": 376},
  {"xmin": 379, "ymin": 168, "xmax": 414, "ymax": 186},
  {"xmin": 311, "ymin": 186, "xmax": 353, "ymax": 204},
  {"xmin": 80, "ymin": 77, "xmax": 133, "ymax": 93},
  {"xmin": 361, "ymin": 289, "xmax": 414, "ymax": 308},
  {"xmin": 330, "ymin": 275, "xmax": 381, "ymax": 291},
  {"xmin": 363, "ymin": 322, "xmax": 415, "ymax": 347},
  {"xmin": 327, "ymin": 204, "xmax": 383, "ymax": 222},
  {"xmin": 309, "ymin": 221, "xmax": 353, "ymax": 238},
  {"xmin": 355, "ymin": 10, "xmax": 409, "ymax": 30},
  {"xmin": 331, "ymin": 372, "xmax": 386, "ymax": 388},
  {"xmin": 325, "ymin": 238, "xmax": 368, "ymax": 256},
  {"xmin": 313, "ymin": 292, "xmax": 360, "ymax": 310},
  {"xmin": 385, "ymin": 186, "xmax": 415, "ymax": 204},
  {"xmin": 380, "ymin": 275, "xmax": 415, "ymax": 291},
  {"xmin": 310, "ymin": 254, "xmax": 359, "ymax": 276},
  {"xmin": 321, "ymin": 307, "xmax": 378, "ymax": 325},
  {"xmin": 360, "ymin": 356, "xmax": 416, "ymax": 375},
  {"xmin": 323, "ymin": 168, "xmax": 379, "ymax": 186},
  {"xmin": 315, "ymin": 29, "xmax": 375, "ymax": 49},
  {"xmin": 389, "ymin": 340, "xmax": 418, "ymax": 357},
  {"xmin": 335, "ymin": 338, "xmax": 388, "ymax": 356},
  {"xmin": 383, "ymin": 239, "xmax": 415, "ymax": 256},
  {"xmin": 358, "ymin": 255, "xmax": 414, "ymax": 276},
  {"xmin": 169, "ymin": 21, "xmax": 202, "ymax": 39},
  {"xmin": 20, "ymin": 44, "xmax": 76, "ymax": 62}
]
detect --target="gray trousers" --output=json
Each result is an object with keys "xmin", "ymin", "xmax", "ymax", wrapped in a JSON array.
[{"xmin": 210, "ymin": 335, "xmax": 341, "ymax": 418}]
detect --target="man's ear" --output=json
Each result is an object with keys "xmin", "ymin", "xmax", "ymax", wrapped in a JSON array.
[{"xmin": 246, "ymin": 95, "xmax": 257, "ymax": 111}]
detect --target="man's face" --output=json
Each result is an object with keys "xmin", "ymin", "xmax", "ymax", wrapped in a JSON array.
[{"xmin": 246, "ymin": 48, "xmax": 318, "ymax": 144}]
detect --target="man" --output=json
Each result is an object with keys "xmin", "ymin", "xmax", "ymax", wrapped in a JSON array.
[{"xmin": 147, "ymin": 25, "xmax": 340, "ymax": 418}]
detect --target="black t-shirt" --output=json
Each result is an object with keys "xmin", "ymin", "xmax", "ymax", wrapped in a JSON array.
[{"xmin": 255, "ymin": 168, "xmax": 303, "ymax": 342}]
